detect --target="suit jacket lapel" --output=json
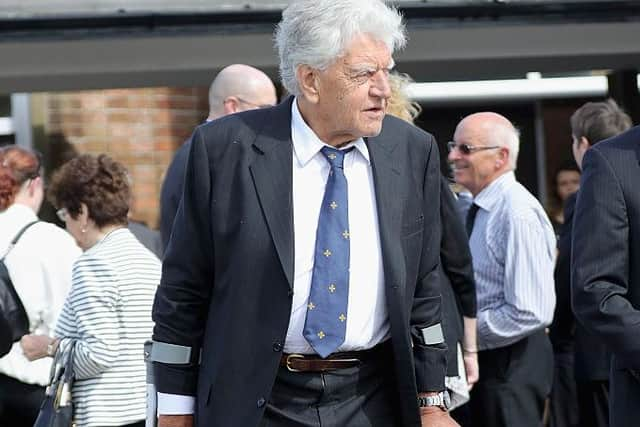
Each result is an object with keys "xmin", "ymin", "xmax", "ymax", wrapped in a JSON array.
[
  {"xmin": 249, "ymin": 98, "xmax": 295, "ymax": 290},
  {"xmin": 366, "ymin": 130, "xmax": 404, "ymax": 292}
]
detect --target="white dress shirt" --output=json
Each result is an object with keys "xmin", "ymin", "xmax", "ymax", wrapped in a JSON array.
[
  {"xmin": 285, "ymin": 98, "xmax": 387, "ymax": 353},
  {"xmin": 0, "ymin": 203, "xmax": 81, "ymax": 385},
  {"xmin": 469, "ymin": 172, "xmax": 556, "ymax": 350},
  {"xmin": 158, "ymin": 98, "xmax": 388, "ymax": 414}
]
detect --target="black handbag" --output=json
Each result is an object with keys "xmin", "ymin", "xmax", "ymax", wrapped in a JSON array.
[
  {"xmin": 33, "ymin": 340, "xmax": 76, "ymax": 427},
  {"xmin": 0, "ymin": 220, "xmax": 39, "ymax": 357}
]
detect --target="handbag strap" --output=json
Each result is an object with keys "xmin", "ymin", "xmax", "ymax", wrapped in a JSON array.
[
  {"xmin": 62, "ymin": 340, "xmax": 76, "ymax": 382},
  {"xmin": 1, "ymin": 220, "xmax": 39, "ymax": 261}
]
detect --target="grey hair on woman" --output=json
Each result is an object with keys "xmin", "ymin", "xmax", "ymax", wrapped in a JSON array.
[{"xmin": 275, "ymin": 0, "xmax": 406, "ymax": 96}]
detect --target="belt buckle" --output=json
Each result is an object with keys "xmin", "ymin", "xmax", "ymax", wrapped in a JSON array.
[{"xmin": 285, "ymin": 354, "xmax": 305, "ymax": 372}]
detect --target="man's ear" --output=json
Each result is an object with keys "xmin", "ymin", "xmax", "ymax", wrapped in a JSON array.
[
  {"xmin": 496, "ymin": 147, "xmax": 509, "ymax": 169},
  {"xmin": 222, "ymin": 96, "xmax": 240, "ymax": 115},
  {"xmin": 579, "ymin": 136, "xmax": 591, "ymax": 150},
  {"xmin": 296, "ymin": 65, "xmax": 320, "ymax": 104}
]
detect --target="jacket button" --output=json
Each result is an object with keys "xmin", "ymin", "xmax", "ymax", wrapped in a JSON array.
[
  {"xmin": 273, "ymin": 342, "xmax": 283, "ymax": 352},
  {"xmin": 257, "ymin": 397, "xmax": 266, "ymax": 407}
]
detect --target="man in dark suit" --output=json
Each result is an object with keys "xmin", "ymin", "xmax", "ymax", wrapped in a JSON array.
[
  {"xmin": 159, "ymin": 64, "xmax": 277, "ymax": 248},
  {"xmin": 572, "ymin": 123, "xmax": 640, "ymax": 427},
  {"xmin": 151, "ymin": 1, "xmax": 457, "ymax": 427},
  {"xmin": 550, "ymin": 99, "xmax": 631, "ymax": 427}
]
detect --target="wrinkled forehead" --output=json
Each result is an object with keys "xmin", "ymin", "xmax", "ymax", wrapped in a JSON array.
[{"xmin": 337, "ymin": 34, "xmax": 394, "ymax": 67}]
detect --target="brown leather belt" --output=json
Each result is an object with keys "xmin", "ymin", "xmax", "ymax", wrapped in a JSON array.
[{"xmin": 280, "ymin": 342, "xmax": 389, "ymax": 373}]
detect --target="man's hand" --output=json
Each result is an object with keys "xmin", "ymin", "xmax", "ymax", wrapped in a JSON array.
[
  {"xmin": 463, "ymin": 351, "xmax": 479, "ymax": 390},
  {"xmin": 158, "ymin": 415, "xmax": 194, "ymax": 427},
  {"xmin": 420, "ymin": 406, "xmax": 460, "ymax": 427}
]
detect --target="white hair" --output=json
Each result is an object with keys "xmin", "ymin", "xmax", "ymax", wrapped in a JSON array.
[
  {"xmin": 274, "ymin": 0, "xmax": 406, "ymax": 96},
  {"xmin": 494, "ymin": 122, "xmax": 520, "ymax": 170}
]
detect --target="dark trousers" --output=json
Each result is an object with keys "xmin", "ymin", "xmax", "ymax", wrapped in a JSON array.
[
  {"xmin": 469, "ymin": 330, "xmax": 554, "ymax": 427},
  {"xmin": 0, "ymin": 373, "xmax": 45, "ymax": 427},
  {"xmin": 549, "ymin": 351, "xmax": 579, "ymax": 427},
  {"xmin": 609, "ymin": 368, "xmax": 640, "ymax": 427},
  {"xmin": 576, "ymin": 380, "xmax": 609, "ymax": 427},
  {"xmin": 261, "ymin": 347, "xmax": 401, "ymax": 427}
]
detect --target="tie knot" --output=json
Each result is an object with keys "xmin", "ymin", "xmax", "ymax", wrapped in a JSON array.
[{"xmin": 321, "ymin": 146, "xmax": 353, "ymax": 169}]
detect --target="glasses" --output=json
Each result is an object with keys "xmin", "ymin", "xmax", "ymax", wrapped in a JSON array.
[
  {"xmin": 56, "ymin": 208, "xmax": 69, "ymax": 222},
  {"xmin": 447, "ymin": 141, "xmax": 502, "ymax": 155},
  {"xmin": 232, "ymin": 96, "xmax": 275, "ymax": 110}
]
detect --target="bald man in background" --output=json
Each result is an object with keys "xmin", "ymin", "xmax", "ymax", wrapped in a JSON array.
[
  {"xmin": 448, "ymin": 112, "xmax": 556, "ymax": 427},
  {"xmin": 160, "ymin": 64, "xmax": 278, "ymax": 247}
]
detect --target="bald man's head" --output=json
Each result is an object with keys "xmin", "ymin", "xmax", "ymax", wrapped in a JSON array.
[
  {"xmin": 448, "ymin": 112, "xmax": 520, "ymax": 196},
  {"xmin": 456, "ymin": 112, "xmax": 520, "ymax": 169},
  {"xmin": 208, "ymin": 64, "xmax": 278, "ymax": 120}
]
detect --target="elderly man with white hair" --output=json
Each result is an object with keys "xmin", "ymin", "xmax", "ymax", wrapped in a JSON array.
[
  {"xmin": 152, "ymin": 0, "xmax": 457, "ymax": 426},
  {"xmin": 448, "ymin": 112, "xmax": 556, "ymax": 427}
]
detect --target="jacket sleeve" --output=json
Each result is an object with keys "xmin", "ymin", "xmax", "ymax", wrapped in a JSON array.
[
  {"xmin": 571, "ymin": 146, "xmax": 640, "ymax": 368},
  {"xmin": 439, "ymin": 176, "xmax": 477, "ymax": 318},
  {"xmin": 411, "ymin": 135, "xmax": 448, "ymax": 392},
  {"xmin": 152, "ymin": 127, "xmax": 215, "ymax": 395}
]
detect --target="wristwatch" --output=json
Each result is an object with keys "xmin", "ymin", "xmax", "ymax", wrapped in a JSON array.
[
  {"xmin": 46, "ymin": 339, "xmax": 57, "ymax": 357},
  {"xmin": 417, "ymin": 391, "xmax": 451, "ymax": 411}
]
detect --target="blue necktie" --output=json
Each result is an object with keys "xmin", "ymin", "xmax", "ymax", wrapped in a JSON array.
[{"xmin": 303, "ymin": 146, "xmax": 353, "ymax": 358}]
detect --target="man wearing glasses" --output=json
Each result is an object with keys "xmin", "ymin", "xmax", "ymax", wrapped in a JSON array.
[
  {"xmin": 159, "ymin": 64, "xmax": 277, "ymax": 248},
  {"xmin": 448, "ymin": 112, "xmax": 556, "ymax": 427}
]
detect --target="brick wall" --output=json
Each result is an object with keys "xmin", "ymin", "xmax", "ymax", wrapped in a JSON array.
[{"xmin": 43, "ymin": 87, "xmax": 209, "ymax": 228}]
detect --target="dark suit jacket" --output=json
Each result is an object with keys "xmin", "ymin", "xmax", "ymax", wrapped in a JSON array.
[
  {"xmin": 439, "ymin": 177, "xmax": 476, "ymax": 376},
  {"xmin": 572, "ymin": 126, "xmax": 640, "ymax": 404},
  {"xmin": 152, "ymin": 98, "xmax": 447, "ymax": 427},
  {"xmin": 552, "ymin": 192, "xmax": 611, "ymax": 381},
  {"xmin": 159, "ymin": 138, "xmax": 191, "ymax": 249}
]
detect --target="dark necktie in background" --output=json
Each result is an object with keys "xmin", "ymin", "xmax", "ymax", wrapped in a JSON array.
[
  {"xmin": 466, "ymin": 202, "xmax": 479, "ymax": 238},
  {"xmin": 303, "ymin": 146, "xmax": 353, "ymax": 358}
]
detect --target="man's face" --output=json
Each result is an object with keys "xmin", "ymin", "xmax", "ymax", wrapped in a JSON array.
[
  {"xmin": 313, "ymin": 34, "xmax": 393, "ymax": 146},
  {"xmin": 448, "ymin": 120, "xmax": 505, "ymax": 196}
]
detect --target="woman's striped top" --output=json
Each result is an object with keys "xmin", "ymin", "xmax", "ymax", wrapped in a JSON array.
[{"xmin": 55, "ymin": 228, "xmax": 161, "ymax": 427}]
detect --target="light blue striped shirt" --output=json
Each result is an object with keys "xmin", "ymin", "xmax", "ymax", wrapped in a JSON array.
[{"xmin": 469, "ymin": 172, "xmax": 556, "ymax": 350}]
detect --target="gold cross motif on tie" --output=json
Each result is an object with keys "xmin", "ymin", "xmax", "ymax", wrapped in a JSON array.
[
  {"xmin": 328, "ymin": 284, "xmax": 336, "ymax": 293},
  {"xmin": 342, "ymin": 230, "xmax": 350, "ymax": 239},
  {"xmin": 330, "ymin": 201, "xmax": 338, "ymax": 210},
  {"xmin": 323, "ymin": 249, "xmax": 332, "ymax": 257},
  {"xmin": 317, "ymin": 331, "xmax": 326, "ymax": 339},
  {"xmin": 339, "ymin": 314, "xmax": 346, "ymax": 322},
  {"xmin": 308, "ymin": 302, "xmax": 316, "ymax": 310}
]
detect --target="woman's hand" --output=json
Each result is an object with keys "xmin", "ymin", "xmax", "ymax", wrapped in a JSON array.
[{"xmin": 20, "ymin": 334, "xmax": 56, "ymax": 361}]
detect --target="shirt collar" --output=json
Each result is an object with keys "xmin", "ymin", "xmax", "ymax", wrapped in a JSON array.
[
  {"xmin": 291, "ymin": 97, "xmax": 370, "ymax": 167},
  {"xmin": 473, "ymin": 171, "xmax": 516, "ymax": 211}
]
